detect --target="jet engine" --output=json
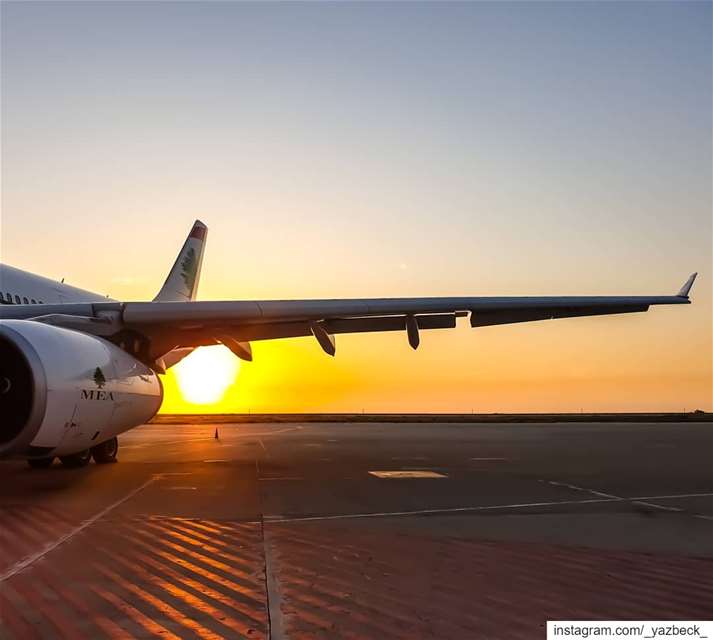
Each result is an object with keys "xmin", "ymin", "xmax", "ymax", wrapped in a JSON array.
[{"xmin": 0, "ymin": 320, "xmax": 162, "ymax": 459}]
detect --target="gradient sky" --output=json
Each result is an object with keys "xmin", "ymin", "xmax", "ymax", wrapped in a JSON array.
[{"xmin": 1, "ymin": 1, "xmax": 711, "ymax": 412}]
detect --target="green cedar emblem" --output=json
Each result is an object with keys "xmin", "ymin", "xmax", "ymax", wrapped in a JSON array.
[
  {"xmin": 180, "ymin": 247, "xmax": 197, "ymax": 291},
  {"xmin": 93, "ymin": 367, "xmax": 106, "ymax": 389}
]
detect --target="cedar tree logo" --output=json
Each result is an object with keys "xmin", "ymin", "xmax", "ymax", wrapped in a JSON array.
[
  {"xmin": 181, "ymin": 247, "xmax": 198, "ymax": 291},
  {"xmin": 93, "ymin": 367, "xmax": 106, "ymax": 389}
]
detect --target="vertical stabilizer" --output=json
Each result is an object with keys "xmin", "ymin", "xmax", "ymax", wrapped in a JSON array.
[{"xmin": 153, "ymin": 220, "xmax": 207, "ymax": 302}]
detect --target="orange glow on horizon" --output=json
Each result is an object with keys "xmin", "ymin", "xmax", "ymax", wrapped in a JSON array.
[{"xmin": 158, "ymin": 318, "xmax": 712, "ymax": 414}]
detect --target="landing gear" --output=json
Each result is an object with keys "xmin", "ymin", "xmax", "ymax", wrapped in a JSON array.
[
  {"xmin": 59, "ymin": 449, "xmax": 92, "ymax": 468},
  {"xmin": 92, "ymin": 437, "xmax": 118, "ymax": 464},
  {"xmin": 27, "ymin": 438, "xmax": 119, "ymax": 469},
  {"xmin": 27, "ymin": 457, "xmax": 54, "ymax": 469}
]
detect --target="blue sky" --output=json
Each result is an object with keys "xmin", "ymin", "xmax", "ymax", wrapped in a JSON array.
[{"xmin": 2, "ymin": 1, "xmax": 711, "ymax": 411}]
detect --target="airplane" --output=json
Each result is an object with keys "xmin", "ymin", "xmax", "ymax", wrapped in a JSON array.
[{"xmin": 0, "ymin": 220, "xmax": 698, "ymax": 469}]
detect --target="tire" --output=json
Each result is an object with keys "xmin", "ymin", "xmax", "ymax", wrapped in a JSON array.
[
  {"xmin": 27, "ymin": 457, "xmax": 54, "ymax": 469},
  {"xmin": 59, "ymin": 449, "xmax": 92, "ymax": 468},
  {"xmin": 92, "ymin": 437, "xmax": 118, "ymax": 464}
]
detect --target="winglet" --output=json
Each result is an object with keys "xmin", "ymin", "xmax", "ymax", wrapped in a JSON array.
[
  {"xmin": 677, "ymin": 272, "xmax": 697, "ymax": 298},
  {"xmin": 154, "ymin": 220, "xmax": 208, "ymax": 302}
]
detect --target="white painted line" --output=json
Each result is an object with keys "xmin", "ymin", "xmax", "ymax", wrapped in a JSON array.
[
  {"xmin": 631, "ymin": 501, "xmax": 683, "ymax": 513},
  {"xmin": 627, "ymin": 492, "xmax": 713, "ymax": 501},
  {"xmin": 165, "ymin": 486, "xmax": 198, "ymax": 491},
  {"xmin": 546, "ymin": 482, "xmax": 713, "ymax": 516},
  {"xmin": 265, "ymin": 498, "xmax": 612, "ymax": 523},
  {"xmin": 369, "ymin": 470, "xmax": 447, "ymax": 479},
  {"xmin": 258, "ymin": 439, "xmax": 269, "ymax": 456},
  {"xmin": 203, "ymin": 459, "xmax": 230, "ymax": 463},
  {"xmin": 546, "ymin": 480, "xmax": 619, "ymax": 499},
  {"xmin": 0, "ymin": 475, "xmax": 159, "ymax": 582},
  {"xmin": 263, "ymin": 492, "xmax": 713, "ymax": 524}
]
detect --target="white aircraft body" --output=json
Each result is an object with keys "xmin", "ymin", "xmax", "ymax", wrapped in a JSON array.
[{"xmin": 0, "ymin": 221, "xmax": 698, "ymax": 468}]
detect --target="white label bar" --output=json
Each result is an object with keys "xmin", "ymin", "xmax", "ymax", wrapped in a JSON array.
[{"xmin": 547, "ymin": 621, "xmax": 712, "ymax": 639}]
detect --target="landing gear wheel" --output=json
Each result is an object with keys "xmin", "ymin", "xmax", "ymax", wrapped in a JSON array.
[
  {"xmin": 92, "ymin": 437, "xmax": 118, "ymax": 464},
  {"xmin": 59, "ymin": 449, "xmax": 92, "ymax": 468},
  {"xmin": 27, "ymin": 457, "xmax": 54, "ymax": 469}
]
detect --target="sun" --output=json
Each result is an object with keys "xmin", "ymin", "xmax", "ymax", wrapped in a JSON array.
[{"xmin": 173, "ymin": 345, "xmax": 240, "ymax": 405}]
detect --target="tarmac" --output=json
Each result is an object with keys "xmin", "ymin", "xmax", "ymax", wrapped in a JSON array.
[{"xmin": 1, "ymin": 420, "xmax": 712, "ymax": 639}]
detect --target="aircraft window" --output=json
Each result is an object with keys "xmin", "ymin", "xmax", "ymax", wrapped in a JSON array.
[
  {"xmin": 22, "ymin": 297, "xmax": 29, "ymax": 304},
  {"xmin": 14, "ymin": 295, "xmax": 20, "ymax": 304}
]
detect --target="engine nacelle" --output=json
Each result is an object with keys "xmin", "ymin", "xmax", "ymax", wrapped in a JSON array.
[{"xmin": 0, "ymin": 320, "xmax": 163, "ymax": 458}]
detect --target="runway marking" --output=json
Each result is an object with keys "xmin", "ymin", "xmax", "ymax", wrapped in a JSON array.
[
  {"xmin": 203, "ymin": 459, "xmax": 230, "ymax": 463},
  {"xmin": 258, "ymin": 438, "xmax": 269, "ymax": 456},
  {"xmin": 165, "ymin": 486, "xmax": 198, "ymax": 490},
  {"xmin": 546, "ymin": 481, "xmax": 710, "ymax": 514},
  {"xmin": 369, "ymin": 470, "xmax": 448, "ymax": 479},
  {"xmin": 631, "ymin": 500, "xmax": 683, "ymax": 513},
  {"xmin": 0, "ymin": 475, "xmax": 159, "ymax": 582},
  {"xmin": 546, "ymin": 480, "xmax": 620, "ymax": 499},
  {"xmin": 263, "ymin": 491, "xmax": 713, "ymax": 523}
]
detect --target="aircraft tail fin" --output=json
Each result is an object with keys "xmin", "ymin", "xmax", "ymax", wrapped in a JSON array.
[{"xmin": 153, "ymin": 220, "xmax": 208, "ymax": 302}]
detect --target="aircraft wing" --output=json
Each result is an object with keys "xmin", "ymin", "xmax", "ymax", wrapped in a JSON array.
[{"xmin": 2, "ymin": 273, "xmax": 696, "ymax": 365}]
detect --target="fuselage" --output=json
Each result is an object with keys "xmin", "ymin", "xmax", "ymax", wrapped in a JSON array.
[{"xmin": 0, "ymin": 264, "xmax": 111, "ymax": 306}]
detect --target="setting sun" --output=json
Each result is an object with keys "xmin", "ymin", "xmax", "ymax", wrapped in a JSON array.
[{"xmin": 172, "ymin": 345, "xmax": 240, "ymax": 405}]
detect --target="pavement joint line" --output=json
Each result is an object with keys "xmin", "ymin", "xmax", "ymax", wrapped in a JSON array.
[
  {"xmin": 256, "ymin": 457, "xmax": 286, "ymax": 640},
  {"xmin": 262, "ymin": 491, "xmax": 713, "ymax": 523},
  {"xmin": 0, "ymin": 475, "xmax": 160, "ymax": 582},
  {"xmin": 262, "ymin": 529, "xmax": 286, "ymax": 640}
]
